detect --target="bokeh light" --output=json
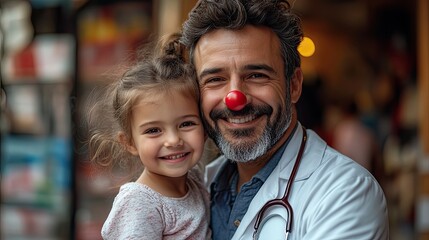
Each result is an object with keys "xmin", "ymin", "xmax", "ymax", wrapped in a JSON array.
[{"xmin": 298, "ymin": 36, "xmax": 315, "ymax": 57}]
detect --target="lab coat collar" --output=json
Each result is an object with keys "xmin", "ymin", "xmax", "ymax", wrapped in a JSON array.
[
  {"xmin": 231, "ymin": 124, "xmax": 327, "ymax": 239},
  {"xmin": 277, "ymin": 123, "xmax": 325, "ymax": 181}
]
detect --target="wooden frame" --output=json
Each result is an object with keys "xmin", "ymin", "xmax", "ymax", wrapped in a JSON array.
[{"xmin": 418, "ymin": 0, "xmax": 429, "ymax": 154}]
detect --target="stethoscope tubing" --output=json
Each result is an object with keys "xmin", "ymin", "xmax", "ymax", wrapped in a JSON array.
[{"xmin": 253, "ymin": 126, "xmax": 307, "ymax": 239}]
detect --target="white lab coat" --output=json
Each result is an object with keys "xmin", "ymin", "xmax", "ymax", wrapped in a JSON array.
[{"xmin": 205, "ymin": 125, "xmax": 389, "ymax": 240}]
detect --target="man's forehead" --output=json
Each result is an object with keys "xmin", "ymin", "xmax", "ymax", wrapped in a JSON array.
[{"xmin": 193, "ymin": 26, "xmax": 282, "ymax": 74}]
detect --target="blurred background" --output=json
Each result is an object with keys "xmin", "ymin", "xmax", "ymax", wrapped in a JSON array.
[{"xmin": 0, "ymin": 0, "xmax": 428, "ymax": 239}]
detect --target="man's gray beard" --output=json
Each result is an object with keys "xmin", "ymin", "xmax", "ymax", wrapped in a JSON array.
[{"xmin": 208, "ymin": 103, "xmax": 292, "ymax": 163}]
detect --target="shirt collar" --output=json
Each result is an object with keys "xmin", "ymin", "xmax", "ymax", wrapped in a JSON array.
[{"xmin": 253, "ymin": 124, "xmax": 297, "ymax": 182}]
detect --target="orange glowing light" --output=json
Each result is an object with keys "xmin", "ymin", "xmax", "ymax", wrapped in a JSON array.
[{"xmin": 298, "ymin": 37, "xmax": 315, "ymax": 57}]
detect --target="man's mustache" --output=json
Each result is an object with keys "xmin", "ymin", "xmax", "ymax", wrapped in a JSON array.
[{"xmin": 209, "ymin": 104, "xmax": 273, "ymax": 120}]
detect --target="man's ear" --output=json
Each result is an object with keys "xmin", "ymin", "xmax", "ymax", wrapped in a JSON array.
[
  {"xmin": 118, "ymin": 132, "xmax": 138, "ymax": 156},
  {"xmin": 290, "ymin": 68, "xmax": 303, "ymax": 104}
]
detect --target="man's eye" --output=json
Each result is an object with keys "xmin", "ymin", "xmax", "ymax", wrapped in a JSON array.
[
  {"xmin": 205, "ymin": 77, "xmax": 224, "ymax": 84},
  {"xmin": 180, "ymin": 121, "xmax": 197, "ymax": 128},
  {"xmin": 144, "ymin": 128, "xmax": 161, "ymax": 134},
  {"xmin": 249, "ymin": 73, "xmax": 267, "ymax": 79}
]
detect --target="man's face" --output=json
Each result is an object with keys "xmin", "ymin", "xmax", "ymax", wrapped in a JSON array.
[{"xmin": 193, "ymin": 25, "xmax": 299, "ymax": 162}]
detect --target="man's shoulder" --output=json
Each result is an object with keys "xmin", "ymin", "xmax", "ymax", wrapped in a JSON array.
[{"xmin": 303, "ymin": 130, "xmax": 382, "ymax": 189}]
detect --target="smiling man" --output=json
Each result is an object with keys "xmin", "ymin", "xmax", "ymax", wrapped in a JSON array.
[
  {"xmin": 181, "ymin": 0, "xmax": 389, "ymax": 239},
  {"xmin": 195, "ymin": 26, "xmax": 299, "ymax": 165}
]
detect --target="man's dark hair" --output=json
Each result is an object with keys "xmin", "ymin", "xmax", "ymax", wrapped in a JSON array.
[{"xmin": 181, "ymin": 0, "xmax": 303, "ymax": 80}]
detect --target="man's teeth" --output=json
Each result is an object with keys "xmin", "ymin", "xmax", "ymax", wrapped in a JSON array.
[
  {"xmin": 164, "ymin": 153, "xmax": 186, "ymax": 160},
  {"xmin": 227, "ymin": 115, "xmax": 256, "ymax": 124}
]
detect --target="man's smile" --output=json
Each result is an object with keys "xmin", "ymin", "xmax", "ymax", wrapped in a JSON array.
[{"xmin": 226, "ymin": 115, "xmax": 257, "ymax": 124}]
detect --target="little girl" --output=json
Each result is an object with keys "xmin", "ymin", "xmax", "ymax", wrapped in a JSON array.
[{"xmin": 86, "ymin": 33, "xmax": 211, "ymax": 239}]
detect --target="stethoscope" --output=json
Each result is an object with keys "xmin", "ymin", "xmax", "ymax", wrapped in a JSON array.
[
  {"xmin": 223, "ymin": 90, "xmax": 307, "ymax": 240},
  {"xmin": 252, "ymin": 126, "xmax": 307, "ymax": 240}
]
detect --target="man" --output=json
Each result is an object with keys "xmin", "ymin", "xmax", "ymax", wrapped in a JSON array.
[{"xmin": 181, "ymin": 0, "xmax": 389, "ymax": 239}]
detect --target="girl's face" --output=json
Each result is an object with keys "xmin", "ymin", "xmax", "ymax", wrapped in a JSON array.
[{"xmin": 126, "ymin": 91, "xmax": 205, "ymax": 179}]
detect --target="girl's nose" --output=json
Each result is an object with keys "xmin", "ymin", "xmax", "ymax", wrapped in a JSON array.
[
  {"xmin": 224, "ymin": 90, "xmax": 248, "ymax": 111},
  {"xmin": 164, "ymin": 133, "xmax": 183, "ymax": 147}
]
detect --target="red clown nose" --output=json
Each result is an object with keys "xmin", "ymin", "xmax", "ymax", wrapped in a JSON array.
[{"xmin": 225, "ymin": 90, "xmax": 247, "ymax": 111}]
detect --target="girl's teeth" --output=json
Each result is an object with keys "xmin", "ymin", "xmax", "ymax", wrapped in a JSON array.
[{"xmin": 165, "ymin": 153, "xmax": 186, "ymax": 160}]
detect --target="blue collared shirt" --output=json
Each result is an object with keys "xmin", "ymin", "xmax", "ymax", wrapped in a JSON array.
[{"xmin": 210, "ymin": 131, "xmax": 294, "ymax": 240}]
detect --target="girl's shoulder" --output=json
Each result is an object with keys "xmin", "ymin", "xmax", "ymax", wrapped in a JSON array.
[
  {"xmin": 114, "ymin": 182, "xmax": 163, "ymax": 204},
  {"xmin": 102, "ymin": 183, "xmax": 166, "ymax": 238}
]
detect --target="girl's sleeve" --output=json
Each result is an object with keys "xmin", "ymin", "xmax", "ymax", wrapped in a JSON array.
[{"xmin": 101, "ymin": 186, "xmax": 165, "ymax": 240}]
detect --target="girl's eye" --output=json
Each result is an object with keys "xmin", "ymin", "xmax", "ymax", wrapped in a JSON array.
[
  {"xmin": 180, "ymin": 121, "xmax": 197, "ymax": 128},
  {"xmin": 144, "ymin": 128, "xmax": 161, "ymax": 134}
]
